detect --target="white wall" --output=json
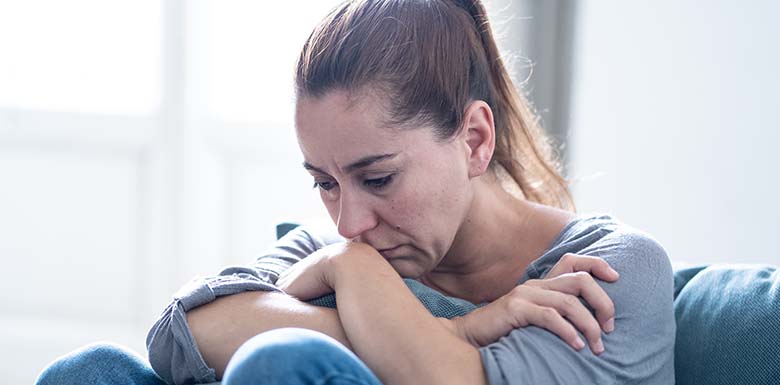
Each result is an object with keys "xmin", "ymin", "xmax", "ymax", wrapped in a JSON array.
[{"xmin": 568, "ymin": 1, "xmax": 780, "ymax": 265}]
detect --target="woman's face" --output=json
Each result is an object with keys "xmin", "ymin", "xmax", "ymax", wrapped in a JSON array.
[{"xmin": 295, "ymin": 90, "xmax": 474, "ymax": 278}]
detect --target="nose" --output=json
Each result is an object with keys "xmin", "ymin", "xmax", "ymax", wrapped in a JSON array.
[{"xmin": 335, "ymin": 189, "xmax": 378, "ymax": 241}]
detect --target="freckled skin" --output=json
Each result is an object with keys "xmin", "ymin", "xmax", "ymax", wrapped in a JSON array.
[
  {"xmin": 295, "ymin": 90, "xmax": 473, "ymax": 279},
  {"xmin": 295, "ymin": 89, "xmax": 574, "ymax": 303}
]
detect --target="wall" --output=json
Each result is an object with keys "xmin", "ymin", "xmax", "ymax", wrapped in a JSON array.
[{"xmin": 568, "ymin": 1, "xmax": 780, "ymax": 265}]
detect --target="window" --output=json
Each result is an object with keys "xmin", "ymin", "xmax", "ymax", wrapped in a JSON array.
[
  {"xmin": 0, "ymin": 0, "xmax": 161, "ymax": 115},
  {"xmin": 204, "ymin": 0, "xmax": 340, "ymax": 123}
]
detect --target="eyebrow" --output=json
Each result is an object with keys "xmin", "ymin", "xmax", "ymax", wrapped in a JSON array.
[{"xmin": 303, "ymin": 152, "xmax": 399, "ymax": 175}]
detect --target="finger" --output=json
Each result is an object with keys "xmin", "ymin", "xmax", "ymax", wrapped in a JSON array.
[
  {"xmin": 523, "ymin": 287, "xmax": 605, "ymax": 354},
  {"xmin": 524, "ymin": 304, "xmax": 587, "ymax": 352},
  {"xmin": 545, "ymin": 253, "xmax": 576, "ymax": 278},
  {"xmin": 547, "ymin": 253, "xmax": 619, "ymax": 282},
  {"xmin": 529, "ymin": 273, "xmax": 616, "ymax": 334},
  {"xmin": 572, "ymin": 256, "xmax": 620, "ymax": 282}
]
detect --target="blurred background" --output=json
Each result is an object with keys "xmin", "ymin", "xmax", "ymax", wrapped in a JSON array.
[{"xmin": 1, "ymin": 0, "xmax": 777, "ymax": 383}]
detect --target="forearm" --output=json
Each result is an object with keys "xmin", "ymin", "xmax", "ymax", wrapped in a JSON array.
[
  {"xmin": 332, "ymin": 254, "xmax": 487, "ymax": 385},
  {"xmin": 186, "ymin": 291, "xmax": 352, "ymax": 379}
]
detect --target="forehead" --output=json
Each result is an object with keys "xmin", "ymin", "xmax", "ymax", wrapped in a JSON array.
[
  {"xmin": 296, "ymin": 90, "xmax": 395, "ymax": 144},
  {"xmin": 295, "ymin": 90, "xmax": 431, "ymax": 170}
]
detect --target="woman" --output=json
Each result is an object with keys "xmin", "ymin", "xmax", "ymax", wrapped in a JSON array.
[{"xmin": 36, "ymin": 0, "xmax": 675, "ymax": 384}]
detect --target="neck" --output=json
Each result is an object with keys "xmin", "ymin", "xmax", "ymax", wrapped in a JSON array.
[{"xmin": 420, "ymin": 172, "xmax": 574, "ymax": 304}]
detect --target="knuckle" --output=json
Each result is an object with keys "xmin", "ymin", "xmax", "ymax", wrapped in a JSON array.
[
  {"xmin": 505, "ymin": 296, "xmax": 525, "ymax": 312},
  {"xmin": 584, "ymin": 320, "xmax": 602, "ymax": 339},
  {"xmin": 562, "ymin": 328, "xmax": 579, "ymax": 342},
  {"xmin": 574, "ymin": 271, "xmax": 592, "ymax": 283},
  {"xmin": 512, "ymin": 284, "xmax": 537, "ymax": 298},
  {"xmin": 524, "ymin": 279, "xmax": 541, "ymax": 288},
  {"xmin": 510, "ymin": 285, "xmax": 526, "ymax": 295},
  {"xmin": 562, "ymin": 295, "xmax": 580, "ymax": 311},
  {"xmin": 540, "ymin": 308, "xmax": 559, "ymax": 323}
]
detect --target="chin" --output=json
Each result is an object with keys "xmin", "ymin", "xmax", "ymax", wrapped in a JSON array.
[{"xmin": 386, "ymin": 258, "xmax": 425, "ymax": 279}]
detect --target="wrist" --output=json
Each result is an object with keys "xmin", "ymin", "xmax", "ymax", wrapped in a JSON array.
[
  {"xmin": 439, "ymin": 316, "xmax": 479, "ymax": 348},
  {"xmin": 328, "ymin": 242, "xmax": 387, "ymax": 287}
]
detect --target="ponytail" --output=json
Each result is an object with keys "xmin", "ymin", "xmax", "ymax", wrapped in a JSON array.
[
  {"xmin": 296, "ymin": 0, "xmax": 575, "ymax": 211},
  {"xmin": 453, "ymin": 0, "xmax": 574, "ymax": 210}
]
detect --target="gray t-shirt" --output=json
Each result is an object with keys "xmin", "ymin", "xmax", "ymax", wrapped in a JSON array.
[{"xmin": 146, "ymin": 214, "xmax": 675, "ymax": 385}]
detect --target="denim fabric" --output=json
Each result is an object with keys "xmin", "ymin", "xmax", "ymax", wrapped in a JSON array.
[
  {"xmin": 35, "ymin": 343, "xmax": 167, "ymax": 385},
  {"xmin": 222, "ymin": 328, "xmax": 382, "ymax": 385},
  {"xmin": 36, "ymin": 329, "xmax": 382, "ymax": 385}
]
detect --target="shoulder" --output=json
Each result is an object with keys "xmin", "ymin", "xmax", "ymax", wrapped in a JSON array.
[
  {"xmin": 582, "ymin": 220, "xmax": 671, "ymax": 278},
  {"xmin": 540, "ymin": 214, "xmax": 674, "ymax": 315},
  {"xmin": 583, "ymin": 218, "xmax": 674, "ymax": 319},
  {"xmin": 551, "ymin": 213, "xmax": 670, "ymax": 273},
  {"xmin": 480, "ymin": 214, "xmax": 677, "ymax": 384}
]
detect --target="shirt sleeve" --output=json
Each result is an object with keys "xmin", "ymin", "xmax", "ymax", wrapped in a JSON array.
[
  {"xmin": 145, "ymin": 224, "xmax": 339, "ymax": 385},
  {"xmin": 250, "ymin": 222, "xmax": 346, "ymax": 287},
  {"xmin": 145, "ymin": 223, "xmax": 484, "ymax": 384},
  {"xmin": 478, "ymin": 231, "xmax": 676, "ymax": 385}
]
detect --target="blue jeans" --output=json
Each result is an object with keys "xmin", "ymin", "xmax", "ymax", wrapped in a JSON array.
[{"xmin": 36, "ymin": 328, "xmax": 383, "ymax": 385}]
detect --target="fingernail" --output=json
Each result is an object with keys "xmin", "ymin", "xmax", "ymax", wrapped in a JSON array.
[
  {"xmin": 574, "ymin": 337, "xmax": 585, "ymax": 350},
  {"xmin": 605, "ymin": 318, "xmax": 615, "ymax": 333},
  {"xmin": 594, "ymin": 339, "xmax": 604, "ymax": 354}
]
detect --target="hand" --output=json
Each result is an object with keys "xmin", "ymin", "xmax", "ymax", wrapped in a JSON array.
[
  {"xmin": 276, "ymin": 242, "xmax": 379, "ymax": 301},
  {"xmin": 275, "ymin": 242, "xmax": 345, "ymax": 300},
  {"xmin": 451, "ymin": 253, "xmax": 619, "ymax": 355},
  {"xmin": 544, "ymin": 252, "xmax": 619, "ymax": 334}
]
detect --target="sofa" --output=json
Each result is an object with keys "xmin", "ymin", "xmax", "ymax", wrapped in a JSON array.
[{"xmin": 673, "ymin": 263, "xmax": 779, "ymax": 384}]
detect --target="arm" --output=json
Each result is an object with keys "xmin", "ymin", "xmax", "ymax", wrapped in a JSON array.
[
  {"xmin": 146, "ymin": 225, "xmax": 347, "ymax": 385},
  {"xmin": 277, "ymin": 243, "xmax": 622, "ymax": 385},
  {"xmin": 146, "ymin": 222, "xmax": 477, "ymax": 385},
  {"xmin": 328, "ymin": 244, "xmax": 487, "ymax": 385},
  {"xmin": 187, "ymin": 223, "xmax": 354, "ymax": 378},
  {"xmin": 252, "ymin": 223, "xmax": 344, "ymax": 285},
  {"xmin": 186, "ymin": 291, "xmax": 352, "ymax": 379},
  {"xmin": 327, "ymin": 235, "xmax": 672, "ymax": 385},
  {"xmin": 477, "ymin": 232, "xmax": 676, "ymax": 384}
]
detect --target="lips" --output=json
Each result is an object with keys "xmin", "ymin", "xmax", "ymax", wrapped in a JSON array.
[{"xmin": 377, "ymin": 245, "xmax": 401, "ymax": 257}]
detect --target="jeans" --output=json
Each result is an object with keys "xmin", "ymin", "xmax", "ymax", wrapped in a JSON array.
[{"xmin": 36, "ymin": 328, "xmax": 383, "ymax": 385}]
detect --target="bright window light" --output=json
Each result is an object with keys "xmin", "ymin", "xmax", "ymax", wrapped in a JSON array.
[
  {"xmin": 0, "ymin": 0, "xmax": 161, "ymax": 115},
  {"xmin": 205, "ymin": 0, "xmax": 341, "ymax": 123}
]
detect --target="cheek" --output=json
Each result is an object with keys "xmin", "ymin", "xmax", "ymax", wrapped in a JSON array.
[
  {"xmin": 412, "ymin": 168, "xmax": 469, "ymax": 244},
  {"xmin": 390, "ymin": 174, "xmax": 459, "ymax": 240},
  {"xmin": 386, "ymin": 187, "xmax": 426, "ymax": 226}
]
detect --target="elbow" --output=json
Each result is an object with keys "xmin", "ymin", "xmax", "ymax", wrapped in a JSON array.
[{"xmin": 146, "ymin": 300, "xmax": 217, "ymax": 385}]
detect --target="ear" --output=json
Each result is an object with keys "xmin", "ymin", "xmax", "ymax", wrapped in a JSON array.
[{"xmin": 459, "ymin": 100, "xmax": 496, "ymax": 178}]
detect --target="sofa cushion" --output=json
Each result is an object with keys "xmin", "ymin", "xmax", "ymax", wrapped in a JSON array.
[{"xmin": 674, "ymin": 264, "xmax": 780, "ymax": 385}]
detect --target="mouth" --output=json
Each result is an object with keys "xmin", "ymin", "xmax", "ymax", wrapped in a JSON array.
[{"xmin": 377, "ymin": 245, "xmax": 402, "ymax": 258}]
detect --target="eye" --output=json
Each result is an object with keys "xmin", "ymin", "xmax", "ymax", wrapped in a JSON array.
[
  {"xmin": 312, "ymin": 180, "xmax": 338, "ymax": 191},
  {"xmin": 364, "ymin": 174, "xmax": 394, "ymax": 190}
]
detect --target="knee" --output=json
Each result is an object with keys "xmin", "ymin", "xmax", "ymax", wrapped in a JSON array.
[
  {"xmin": 233, "ymin": 327, "xmax": 350, "ymax": 364},
  {"xmin": 224, "ymin": 328, "xmax": 356, "ymax": 381},
  {"xmin": 36, "ymin": 342, "xmax": 157, "ymax": 385}
]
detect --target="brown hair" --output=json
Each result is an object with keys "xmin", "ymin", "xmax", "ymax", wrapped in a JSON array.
[{"xmin": 295, "ymin": 0, "xmax": 575, "ymax": 211}]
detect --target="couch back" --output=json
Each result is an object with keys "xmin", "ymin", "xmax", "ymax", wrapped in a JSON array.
[{"xmin": 673, "ymin": 264, "xmax": 780, "ymax": 384}]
